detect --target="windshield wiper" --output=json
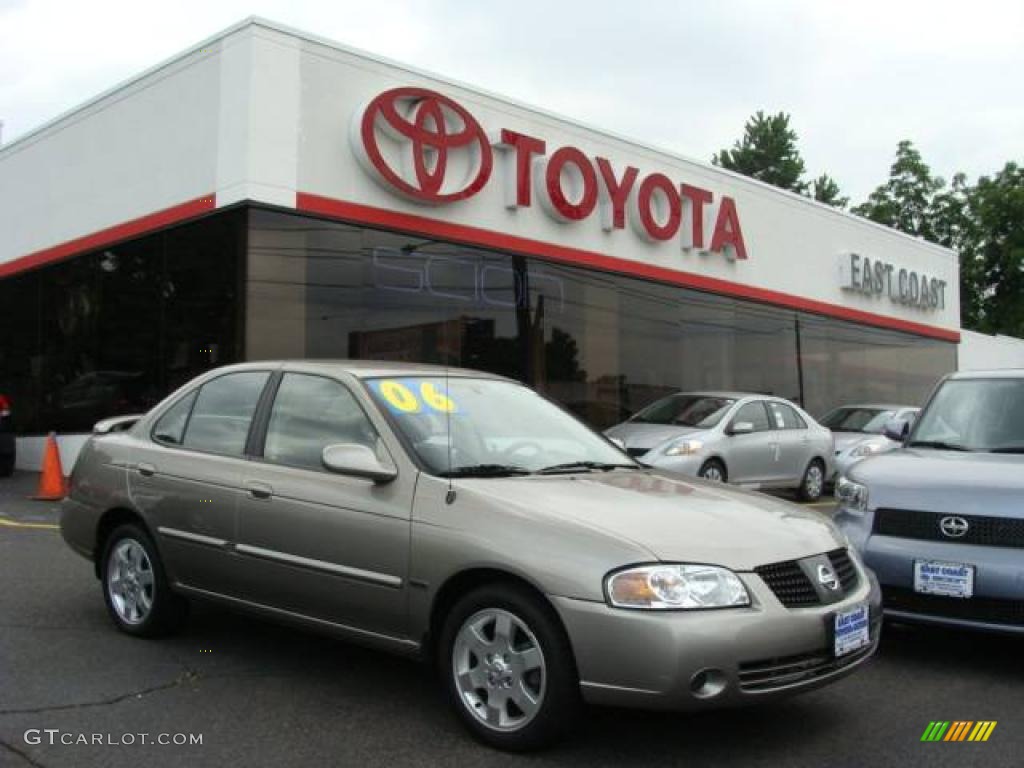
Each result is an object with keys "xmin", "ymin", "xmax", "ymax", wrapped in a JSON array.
[
  {"xmin": 989, "ymin": 445, "xmax": 1024, "ymax": 454},
  {"xmin": 537, "ymin": 461, "xmax": 639, "ymax": 475},
  {"xmin": 438, "ymin": 464, "xmax": 532, "ymax": 478},
  {"xmin": 907, "ymin": 440, "xmax": 972, "ymax": 451}
]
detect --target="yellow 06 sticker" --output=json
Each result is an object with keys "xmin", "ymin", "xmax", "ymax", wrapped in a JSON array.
[
  {"xmin": 420, "ymin": 381, "xmax": 456, "ymax": 413},
  {"xmin": 373, "ymin": 379, "xmax": 458, "ymax": 414},
  {"xmin": 378, "ymin": 380, "xmax": 420, "ymax": 413}
]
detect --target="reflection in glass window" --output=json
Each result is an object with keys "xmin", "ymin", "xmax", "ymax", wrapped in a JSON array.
[
  {"xmin": 183, "ymin": 372, "xmax": 269, "ymax": 456},
  {"xmin": 264, "ymin": 374, "xmax": 379, "ymax": 471}
]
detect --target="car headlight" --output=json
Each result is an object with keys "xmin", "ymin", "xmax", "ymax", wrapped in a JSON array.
[
  {"xmin": 664, "ymin": 438, "xmax": 704, "ymax": 456},
  {"xmin": 605, "ymin": 564, "xmax": 750, "ymax": 609},
  {"xmin": 850, "ymin": 442, "xmax": 884, "ymax": 459},
  {"xmin": 836, "ymin": 475, "xmax": 869, "ymax": 513}
]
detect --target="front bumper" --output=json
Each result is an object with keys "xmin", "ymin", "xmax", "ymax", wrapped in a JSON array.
[
  {"xmin": 551, "ymin": 565, "xmax": 881, "ymax": 710},
  {"xmin": 836, "ymin": 512, "xmax": 1024, "ymax": 635},
  {"xmin": 643, "ymin": 453, "xmax": 703, "ymax": 477}
]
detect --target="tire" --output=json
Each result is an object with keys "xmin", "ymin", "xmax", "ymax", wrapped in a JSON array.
[
  {"xmin": 0, "ymin": 452, "xmax": 13, "ymax": 478},
  {"xmin": 698, "ymin": 458, "xmax": 727, "ymax": 483},
  {"xmin": 100, "ymin": 523, "xmax": 188, "ymax": 637},
  {"xmin": 798, "ymin": 459, "xmax": 826, "ymax": 502},
  {"xmin": 438, "ymin": 583, "xmax": 580, "ymax": 751}
]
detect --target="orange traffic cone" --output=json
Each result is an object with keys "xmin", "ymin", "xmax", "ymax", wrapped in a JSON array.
[{"xmin": 33, "ymin": 432, "xmax": 67, "ymax": 501}]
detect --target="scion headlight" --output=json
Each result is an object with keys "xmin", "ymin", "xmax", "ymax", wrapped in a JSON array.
[
  {"xmin": 664, "ymin": 438, "xmax": 704, "ymax": 456},
  {"xmin": 850, "ymin": 442, "xmax": 884, "ymax": 459},
  {"xmin": 836, "ymin": 475, "xmax": 869, "ymax": 512},
  {"xmin": 605, "ymin": 564, "xmax": 750, "ymax": 610}
]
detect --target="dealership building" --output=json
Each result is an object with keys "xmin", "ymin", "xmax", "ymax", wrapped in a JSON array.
[{"xmin": 0, "ymin": 18, "xmax": 965, "ymax": 468}]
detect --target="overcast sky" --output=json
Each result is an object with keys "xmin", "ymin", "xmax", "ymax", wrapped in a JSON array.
[{"xmin": 1, "ymin": 0, "xmax": 1021, "ymax": 202}]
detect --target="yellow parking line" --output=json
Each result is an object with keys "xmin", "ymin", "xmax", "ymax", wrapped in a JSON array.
[
  {"xmin": 0, "ymin": 516, "xmax": 59, "ymax": 530},
  {"xmin": 804, "ymin": 501, "xmax": 837, "ymax": 508}
]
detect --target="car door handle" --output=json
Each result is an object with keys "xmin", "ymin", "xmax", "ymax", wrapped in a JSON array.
[
  {"xmin": 245, "ymin": 481, "xmax": 273, "ymax": 500},
  {"xmin": 137, "ymin": 462, "xmax": 156, "ymax": 477}
]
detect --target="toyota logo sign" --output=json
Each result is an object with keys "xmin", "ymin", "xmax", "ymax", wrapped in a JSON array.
[
  {"xmin": 940, "ymin": 516, "xmax": 969, "ymax": 538},
  {"xmin": 351, "ymin": 87, "xmax": 749, "ymax": 260},
  {"xmin": 354, "ymin": 87, "xmax": 493, "ymax": 205}
]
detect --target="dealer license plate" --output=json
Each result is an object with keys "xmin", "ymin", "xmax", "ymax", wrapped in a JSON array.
[
  {"xmin": 914, "ymin": 560, "xmax": 975, "ymax": 598},
  {"xmin": 833, "ymin": 603, "xmax": 870, "ymax": 657}
]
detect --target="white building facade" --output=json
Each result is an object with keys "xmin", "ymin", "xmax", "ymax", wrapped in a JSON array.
[{"xmin": 0, "ymin": 19, "xmax": 961, "ymax": 468}]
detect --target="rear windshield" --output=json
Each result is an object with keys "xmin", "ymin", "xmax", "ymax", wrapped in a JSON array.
[{"xmin": 630, "ymin": 395, "xmax": 735, "ymax": 428}]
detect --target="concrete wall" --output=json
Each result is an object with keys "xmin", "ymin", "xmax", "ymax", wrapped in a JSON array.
[{"xmin": 958, "ymin": 330, "xmax": 1024, "ymax": 371}]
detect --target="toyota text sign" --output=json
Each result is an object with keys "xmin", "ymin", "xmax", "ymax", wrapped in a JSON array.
[{"xmin": 353, "ymin": 87, "xmax": 748, "ymax": 260}]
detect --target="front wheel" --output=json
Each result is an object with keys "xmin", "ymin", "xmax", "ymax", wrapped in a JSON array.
[
  {"xmin": 698, "ymin": 459, "xmax": 727, "ymax": 483},
  {"xmin": 101, "ymin": 523, "xmax": 188, "ymax": 637},
  {"xmin": 798, "ymin": 459, "xmax": 826, "ymax": 502},
  {"xmin": 439, "ymin": 583, "xmax": 580, "ymax": 751}
]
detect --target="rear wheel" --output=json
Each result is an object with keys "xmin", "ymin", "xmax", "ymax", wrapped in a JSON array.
[
  {"xmin": 100, "ymin": 523, "xmax": 188, "ymax": 637},
  {"xmin": 438, "ymin": 583, "xmax": 580, "ymax": 751},
  {"xmin": 698, "ymin": 459, "xmax": 727, "ymax": 483},
  {"xmin": 798, "ymin": 459, "xmax": 826, "ymax": 502},
  {"xmin": 0, "ymin": 451, "xmax": 13, "ymax": 478}
]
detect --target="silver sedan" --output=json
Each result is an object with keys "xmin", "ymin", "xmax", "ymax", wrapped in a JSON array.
[
  {"xmin": 606, "ymin": 392, "xmax": 835, "ymax": 501},
  {"xmin": 61, "ymin": 364, "xmax": 874, "ymax": 751}
]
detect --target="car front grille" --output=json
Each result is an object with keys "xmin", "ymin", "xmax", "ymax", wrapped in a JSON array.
[
  {"xmin": 883, "ymin": 587, "xmax": 1024, "ymax": 627},
  {"xmin": 873, "ymin": 509, "xmax": 1024, "ymax": 549},
  {"xmin": 755, "ymin": 549, "xmax": 859, "ymax": 607},
  {"xmin": 738, "ymin": 643, "xmax": 874, "ymax": 692}
]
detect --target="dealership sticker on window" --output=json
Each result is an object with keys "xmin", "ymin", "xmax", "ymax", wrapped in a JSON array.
[{"xmin": 371, "ymin": 379, "xmax": 458, "ymax": 414}]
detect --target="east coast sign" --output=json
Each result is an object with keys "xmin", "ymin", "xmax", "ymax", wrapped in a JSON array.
[{"xmin": 351, "ymin": 87, "xmax": 749, "ymax": 260}]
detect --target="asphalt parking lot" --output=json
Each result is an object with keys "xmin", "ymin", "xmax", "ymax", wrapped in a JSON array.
[{"xmin": 1, "ymin": 473, "xmax": 1020, "ymax": 768}]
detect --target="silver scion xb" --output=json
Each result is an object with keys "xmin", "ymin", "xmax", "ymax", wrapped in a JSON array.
[
  {"xmin": 820, "ymin": 403, "xmax": 920, "ymax": 480},
  {"xmin": 61, "ymin": 362, "xmax": 879, "ymax": 750},
  {"xmin": 606, "ymin": 392, "xmax": 835, "ymax": 501},
  {"xmin": 836, "ymin": 370, "xmax": 1024, "ymax": 635}
]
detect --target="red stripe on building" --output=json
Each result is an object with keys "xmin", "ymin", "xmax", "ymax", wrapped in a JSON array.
[
  {"xmin": 0, "ymin": 195, "xmax": 216, "ymax": 279},
  {"xmin": 296, "ymin": 192, "xmax": 961, "ymax": 343}
]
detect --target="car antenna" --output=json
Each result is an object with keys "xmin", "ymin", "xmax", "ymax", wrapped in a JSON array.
[{"xmin": 445, "ymin": 339, "xmax": 456, "ymax": 505}]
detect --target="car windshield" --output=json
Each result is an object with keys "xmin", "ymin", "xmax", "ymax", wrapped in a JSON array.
[
  {"xmin": 365, "ymin": 376, "xmax": 637, "ymax": 475},
  {"xmin": 630, "ymin": 395, "xmax": 736, "ymax": 428},
  {"xmin": 820, "ymin": 407, "xmax": 895, "ymax": 434},
  {"xmin": 910, "ymin": 378, "xmax": 1024, "ymax": 452}
]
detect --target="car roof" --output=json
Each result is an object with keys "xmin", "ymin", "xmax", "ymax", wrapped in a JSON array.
[
  {"xmin": 831, "ymin": 403, "xmax": 919, "ymax": 411},
  {"xmin": 221, "ymin": 359, "xmax": 514, "ymax": 382},
  {"xmin": 948, "ymin": 369, "xmax": 1024, "ymax": 380}
]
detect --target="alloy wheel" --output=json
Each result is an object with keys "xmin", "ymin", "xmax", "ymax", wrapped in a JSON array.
[
  {"xmin": 451, "ymin": 608, "xmax": 547, "ymax": 732},
  {"xmin": 106, "ymin": 538, "xmax": 155, "ymax": 625}
]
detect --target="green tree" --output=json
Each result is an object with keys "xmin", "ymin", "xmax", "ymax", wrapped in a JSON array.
[
  {"xmin": 713, "ymin": 111, "xmax": 807, "ymax": 192},
  {"xmin": 809, "ymin": 173, "xmax": 850, "ymax": 209},
  {"xmin": 968, "ymin": 163, "xmax": 1024, "ymax": 337},
  {"xmin": 852, "ymin": 140, "xmax": 945, "ymax": 239}
]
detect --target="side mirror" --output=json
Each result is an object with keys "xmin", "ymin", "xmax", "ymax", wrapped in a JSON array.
[
  {"xmin": 322, "ymin": 443, "xmax": 397, "ymax": 484},
  {"xmin": 729, "ymin": 421, "xmax": 755, "ymax": 436},
  {"xmin": 608, "ymin": 437, "xmax": 627, "ymax": 451},
  {"xmin": 882, "ymin": 418, "xmax": 909, "ymax": 442}
]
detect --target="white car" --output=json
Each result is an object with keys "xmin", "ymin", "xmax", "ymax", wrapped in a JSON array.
[
  {"xmin": 606, "ymin": 392, "xmax": 834, "ymax": 501},
  {"xmin": 820, "ymin": 404, "xmax": 919, "ymax": 480}
]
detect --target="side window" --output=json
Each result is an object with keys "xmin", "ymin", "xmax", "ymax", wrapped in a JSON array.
[
  {"xmin": 182, "ymin": 371, "xmax": 270, "ymax": 456},
  {"xmin": 264, "ymin": 373, "xmax": 380, "ymax": 471},
  {"xmin": 152, "ymin": 390, "xmax": 198, "ymax": 445},
  {"xmin": 733, "ymin": 401, "xmax": 773, "ymax": 432},
  {"xmin": 770, "ymin": 402, "xmax": 807, "ymax": 430}
]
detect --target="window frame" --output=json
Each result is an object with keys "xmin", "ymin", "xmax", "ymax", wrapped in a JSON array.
[
  {"xmin": 729, "ymin": 400, "xmax": 774, "ymax": 434},
  {"xmin": 768, "ymin": 400, "xmax": 807, "ymax": 431},
  {"xmin": 148, "ymin": 370, "xmax": 274, "ymax": 460},
  {"xmin": 255, "ymin": 371, "xmax": 388, "ymax": 475}
]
